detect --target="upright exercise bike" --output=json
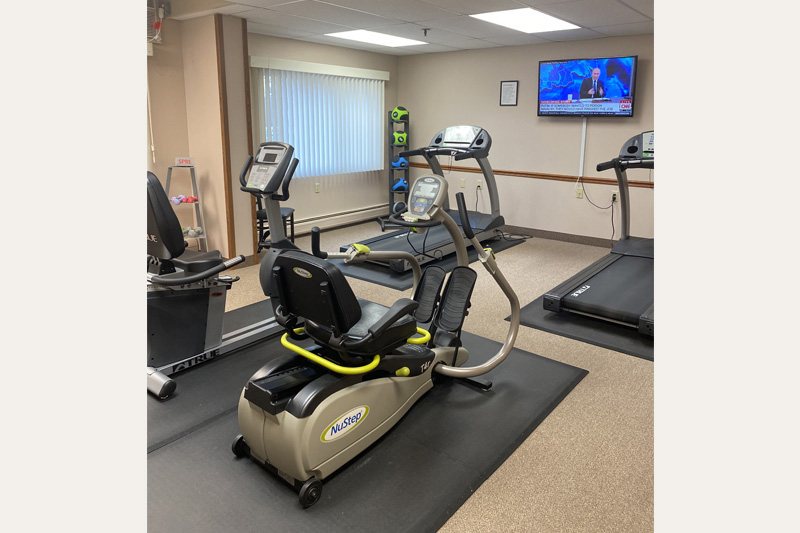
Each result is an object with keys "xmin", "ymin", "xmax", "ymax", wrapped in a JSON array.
[{"xmin": 232, "ymin": 173, "xmax": 521, "ymax": 507}]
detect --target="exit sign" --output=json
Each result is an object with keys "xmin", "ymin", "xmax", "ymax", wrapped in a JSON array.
[{"xmin": 175, "ymin": 157, "xmax": 195, "ymax": 167}]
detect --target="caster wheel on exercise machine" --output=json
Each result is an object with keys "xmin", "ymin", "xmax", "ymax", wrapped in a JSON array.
[
  {"xmin": 231, "ymin": 434, "xmax": 249, "ymax": 458},
  {"xmin": 298, "ymin": 477, "xmax": 322, "ymax": 508}
]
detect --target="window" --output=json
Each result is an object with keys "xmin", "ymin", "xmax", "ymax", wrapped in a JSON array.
[{"xmin": 253, "ymin": 64, "xmax": 385, "ymax": 178}]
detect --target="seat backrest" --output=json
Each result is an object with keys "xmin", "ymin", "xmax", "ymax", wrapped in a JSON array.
[
  {"xmin": 272, "ymin": 250, "xmax": 362, "ymax": 337},
  {"xmin": 147, "ymin": 172, "xmax": 186, "ymax": 260}
]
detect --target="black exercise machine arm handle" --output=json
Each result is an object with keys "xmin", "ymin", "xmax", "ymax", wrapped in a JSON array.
[
  {"xmin": 397, "ymin": 148, "xmax": 423, "ymax": 158},
  {"xmin": 455, "ymin": 192, "xmax": 475, "ymax": 240},
  {"xmin": 596, "ymin": 158, "xmax": 654, "ymax": 172},
  {"xmin": 273, "ymin": 157, "xmax": 299, "ymax": 201},
  {"xmin": 596, "ymin": 159, "xmax": 616, "ymax": 172},
  {"xmin": 149, "ymin": 255, "xmax": 245, "ymax": 286},
  {"xmin": 239, "ymin": 155, "xmax": 253, "ymax": 188},
  {"xmin": 311, "ymin": 227, "xmax": 327, "ymax": 259}
]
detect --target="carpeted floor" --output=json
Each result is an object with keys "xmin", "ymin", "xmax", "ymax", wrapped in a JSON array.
[{"xmin": 224, "ymin": 221, "xmax": 654, "ymax": 533}]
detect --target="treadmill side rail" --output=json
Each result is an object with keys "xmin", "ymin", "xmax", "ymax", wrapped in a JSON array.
[{"xmin": 542, "ymin": 254, "xmax": 622, "ymax": 312}]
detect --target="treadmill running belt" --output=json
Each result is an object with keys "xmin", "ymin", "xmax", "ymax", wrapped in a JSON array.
[{"xmin": 565, "ymin": 255, "xmax": 653, "ymax": 325}]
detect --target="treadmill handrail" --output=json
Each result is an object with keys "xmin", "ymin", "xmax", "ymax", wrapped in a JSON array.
[{"xmin": 597, "ymin": 157, "xmax": 654, "ymax": 172}]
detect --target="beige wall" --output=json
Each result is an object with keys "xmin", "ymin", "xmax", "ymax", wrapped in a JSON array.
[
  {"xmin": 398, "ymin": 34, "xmax": 654, "ymax": 240},
  {"xmin": 147, "ymin": 18, "xmax": 192, "ymax": 231}
]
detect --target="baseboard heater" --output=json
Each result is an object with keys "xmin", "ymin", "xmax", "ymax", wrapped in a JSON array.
[{"xmin": 292, "ymin": 204, "xmax": 388, "ymax": 235}]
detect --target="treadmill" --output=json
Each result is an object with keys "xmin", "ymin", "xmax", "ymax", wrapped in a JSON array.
[
  {"xmin": 343, "ymin": 125, "xmax": 505, "ymax": 272},
  {"xmin": 542, "ymin": 130, "xmax": 654, "ymax": 337}
]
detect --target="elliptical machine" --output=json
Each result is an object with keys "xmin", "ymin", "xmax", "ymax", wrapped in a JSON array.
[{"xmin": 232, "ymin": 173, "xmax": 521, "ymax": 508}]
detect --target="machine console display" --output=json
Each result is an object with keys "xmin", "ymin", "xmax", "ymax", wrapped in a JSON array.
[
  {"xmin": 407, "ymin": 176, "xmax": 445, "ymax": 218},
  {"xmin": 642, "ymin": 131, "xmax": 654, "ymax": 158},
  {"xmin": 429, "ymin": 125, "xmax": 492, "ymax": 154},
  {"xmin": 621, "ymin": 130, "xmax": 654, "ymax": 160},
  {"xmin": 246, "ymin": 143, "xmax": 292, "ymax": 193}
]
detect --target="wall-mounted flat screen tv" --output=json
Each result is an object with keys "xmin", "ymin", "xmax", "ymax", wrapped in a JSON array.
[{"xmin": 538, "ymin": 56, "xmax": 638, "ymax": 117}]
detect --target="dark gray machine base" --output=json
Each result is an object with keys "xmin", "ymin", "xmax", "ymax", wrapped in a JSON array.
[
  {"xmin": 147, "ymin": 331, "xmax": 588, "ymax": 532},
  {"xmin": 148, "ymin": 300, "xmax": 276, "ymax": 451},
  {"xmin": 512, "ymin": 295, "xmax": 653, "ymax": 361},
  {"xmin": 332, "ymin": 235, "xmax": 524, "ymax": 290}
]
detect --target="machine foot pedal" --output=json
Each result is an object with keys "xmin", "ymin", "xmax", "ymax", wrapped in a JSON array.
[
  {"xmin": 412, "ymin": 266, "xmax": 446, "ymax": 323},
  {"xmin": 434, "ymin": 267, "xmax": 477, "ymax": 333}
]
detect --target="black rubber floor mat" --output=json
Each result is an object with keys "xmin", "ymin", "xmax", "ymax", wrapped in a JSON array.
[{"xmin": 147, "ymin": 331, "xmax": 587, "ymax": 532}]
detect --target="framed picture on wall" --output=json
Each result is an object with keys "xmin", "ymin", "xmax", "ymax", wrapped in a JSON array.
[{"xmin": 500, "ymin": 80, "xmax": 518, "ymax": 106}]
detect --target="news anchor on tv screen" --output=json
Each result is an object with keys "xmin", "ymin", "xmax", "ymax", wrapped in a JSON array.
[
  {"xmin": 579, "ymin": 68, "xmax": 605, "ymax": 99},
  {"xmin": 537, "ymin": 55, "xmax": 637, "ymax": 117}
]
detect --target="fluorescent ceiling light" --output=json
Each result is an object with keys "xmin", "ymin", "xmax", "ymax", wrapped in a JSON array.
[
  {"xmin": 325, "ymin": 30, "xmax": 426, "ymax": 47},
  {"xmin": 470, "ymin": 8, "xmax": 579, "ymax": 33}
]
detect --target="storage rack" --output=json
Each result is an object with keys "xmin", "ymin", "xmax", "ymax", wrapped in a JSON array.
[
  {"xmin": 165, "ymin": 165, "xmax": 208, "ymax": 252},
  {"xmin": 377, "ymin": 107, "xmax": 410, "ymax": 231}
]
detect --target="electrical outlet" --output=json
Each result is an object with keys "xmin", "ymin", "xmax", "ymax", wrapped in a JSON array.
[
  {"xmin": 315, "ymin": 183, "xmax": 320, "ymax": 193},
  {"xmin": 460, "ymin": 178, "xmax": 465, "ymax": 188},
  {"xmin": 611, "ymin": 188, "xmax": 618, "ymax": 202},
  {"xmin": 575, "ymin": 187, "xmax": 583, "ymax": 199},
  {"xmin": 477, "ymin": 180, "xmax": 483, "ymax": 190}
]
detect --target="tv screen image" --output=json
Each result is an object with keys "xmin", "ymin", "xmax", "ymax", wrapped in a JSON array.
[{"xmin": 538, "ymin": 56, "xmax": 638, "ymax": 117}]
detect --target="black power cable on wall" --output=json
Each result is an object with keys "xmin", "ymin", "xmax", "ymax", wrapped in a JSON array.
[{"xmin": 578, "ymin": 176, "xmax": 617, "ymax": 245}]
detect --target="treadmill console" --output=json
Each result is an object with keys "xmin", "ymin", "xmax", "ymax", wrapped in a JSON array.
[
  {"xmin": 429, "ymin": 125, "xmax": 491, "ymax": 156},
  {"xmin": 243, "ymin": 142, "xmax": 294, "ymax": 194},
  {"xmin": 405, "ymin": 176, "xmax": 447, "ymax": 221},
  {"xmin": 620, "ymin": 130, "xmax": 654, "ymax": 160}
]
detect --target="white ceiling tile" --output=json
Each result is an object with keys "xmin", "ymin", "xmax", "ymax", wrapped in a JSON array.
[
  {"xmin": 483, "ymin": 33, "xmax": 554, "ymax": 46},
  {"xmin": 318, "ymin": 0, "xmax": 459, "ymax": 22},
  {"xmin": 592, "ymin": 20, "xmax": 654, "ymax": 37},
  {"xmin": 615, "ymin": 0, "xmax": 653, "ymax": 19},
  {"xmin": 535, "ymin": 27, "xmax": 607, "ymax": 41},
  {"xmin": 415, "ymin": 0, "xmax": 530, "ymax": 16},
  {"xmin": 538, "ymin": 0, "xmax": 651, "ymax": 28},
  {"xmin": 229, "ymin": 0, "xmax": 309, "ymax": 8},
  {"xmin": 268, "ymin": 0, "xmax": 400, "ymax": 28},
  {"xmin": 238, "ymin": 8, "xmax": 356, "ymax": 32},
  {"xmin": 246, "ymin": 21, "xmax": 315, "ymax": 38},
  {"xmin": 169, "ymin": 4, "xmax": 253, "ymax": 20}
]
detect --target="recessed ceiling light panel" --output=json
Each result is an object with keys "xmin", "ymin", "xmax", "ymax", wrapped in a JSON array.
[
  {"xmin": 470, "ymin": 8, "xmax": 579, "ymax": 33},
  {"xmin": 325, "ymin": 30, "xmax": 427, "ymax": 48}
]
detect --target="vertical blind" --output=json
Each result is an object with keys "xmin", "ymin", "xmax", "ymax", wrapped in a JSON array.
[{"xmin": 254, "ymin": 68, "xmax": 385, "ymax": 178}]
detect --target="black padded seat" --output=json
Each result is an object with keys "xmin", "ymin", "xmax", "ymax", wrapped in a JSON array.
[
  {"xmin": 271, "ymin": 250, "xmax": 417, "ymax": 360},
  {"xmin": 304, "ymin": 298, "xmax": 416, "ymax": 357},
  {"xmin": 172, "ymin": 250, "xmax": 224, "ymax": 274}
]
